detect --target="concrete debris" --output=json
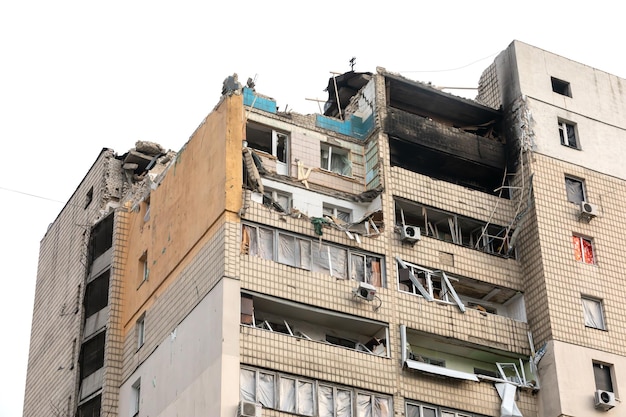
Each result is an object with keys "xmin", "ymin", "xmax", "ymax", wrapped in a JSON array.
[
  {"xmin": 135, "ymin": 141, "xmax": 165, "ymax": 156},
  {"xmin": 222, "ymin": 73, "xmax": 242, "ymax": 96}
]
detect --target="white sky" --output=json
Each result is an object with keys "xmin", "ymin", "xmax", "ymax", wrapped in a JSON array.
[{"xmin": 0, "ymin": 1, "xmax": 623, "ymax": 416}]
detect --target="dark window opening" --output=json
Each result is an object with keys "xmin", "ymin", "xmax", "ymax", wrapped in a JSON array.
[
  {"xmin": 593, "ymin": 362, "xmax": 614, "ymax": 392},
  {"xmin": 80, "ymin": 331, "xmax": 105, "ymax": 379},
  {"xmin": 88, "ymin": 214, "xmax": 113, "ymax": 265},
  {"xmin": 551, "ymin": 77, "xmax": 572, "ymax": 97},
  {"xmin": 246, "ymin": 123, "xmax": 289, "ymax": 163},
  {"xmin": 84, "ymin": 271, "xmax": 110, "ymax": 317},
  {"xmin": 85, "ymin": 187, "xmax": 94, "ymax": 209},
  {"xmin": 77, "ymin": 394, "xmax": 101, "ymax": 417},
  {"xmin": 559, "ymin": 120, "xmax": 579, "ymax": 149}
]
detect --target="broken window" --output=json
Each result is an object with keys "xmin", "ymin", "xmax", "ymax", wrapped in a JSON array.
[
  {"xmin": 565, "ymin": 176, "xmax": 586, "ymax": 205},
  {"xmin": 395, "ymin": 199, "xmax": 513, "ymax": 257},
  {"xmin": 401, "ymin": 325, "xmax": 536, "ymax": 390},
  {"xmin": 246, "ymin": 123, "xmax": 289, "ymax": 176},
  {"xmin": 241, "ymin": 292, "xmax": 389, "ymax": 357},
  {"xmin": 593, "ymin": 362, "xmax": 614, "ymax": 392},
  {"xmin": 84, "ymin": 270, "xmax": 109, "ymax": 318},
  {"xmin": 241, "ymin": 367, "xmax": 391, "ymax": 417},
  {"xmin": 246, "ymin": 123, "xmax": 289, "ymax": 163},
  {"xmin": 263, "ymin": 189, "xmax": 291, "ymax": 213},
  {"xmin": 572, "ymin": 235, "xmax": 595, "ymax": 264},
  {"xmin": 242, "ymin": 223, "xmax": 385, "ymax": 286},
  {"xmin": 559, "ymin": 119, "xmax": 579, "ymax": 149},
  {"xmin": 396, "ymin": 258, "xmax": 526, "ymax": 321},
  {"xmin": 551, "ymin": 77, "xmax": 572, "ymax": 97},
  {"xmin": 582, "ymin": 296, "xmax": 606, "ymax": 330},
  {"xmin": 88, "ymin": 214, "xmax": 114, "ymax": 266},
  {"xmin": 324, "ymin": 204, "xmax": 352, "ymax": 223},
  {"xmin": 321, "ymin": 143, "xmax": 352, "ymax": 176}
]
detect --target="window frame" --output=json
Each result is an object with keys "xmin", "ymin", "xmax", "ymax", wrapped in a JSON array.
[
  {"xmin": 572, "ymin": 234, "xmax": 595, "ymax": 265},
  {"xmin": 564, "ymin": 176, "xmax": 586, "ymax": 205},
  {"xmin": 320, "ymin": 143, "xmax": 352, "ymax": 177},
  {"xmin": 593, "ymin": 361, "xmax": 614, "ymax": 392},
  {"xmin": 558, "ymin": 119, "xmax": 580, "ymax": 149},
  {"xmin": 242, "ymin": 223, "xmax": 385, "ymax": 287},
  {"xmin": 323, "ymin": 203, "xmax": 352, "ymax": 223},
  {"xmin": 136, "ymin": 313, "xmax": 145, "ymax": 349},
  {"xmin": 406, "ymin": 401, "xmax": 485, "ymax": 417},
  {"xmin": 246, "ymin": 123, "xmax": 290, "ymax": 167},
  {"xmin": 582, "ymin": 296, "xmax": 606, "ymax": 330},
  {"xmin": 241, "ymin": 366, "xmax": 391, "ymax": 417},
  {"xmin": 132, "ymin": 378, "xmax": 141, "ymax": 417}
]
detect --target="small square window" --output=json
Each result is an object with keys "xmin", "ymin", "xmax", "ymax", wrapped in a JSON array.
[
  {"xmin": 551, "ymin": 77, "xmax": 572, "ymax": 97},
  {"xmin": 593, "ymin": 362, "xmax": 614, "ymax": 392},
  {"xmin": 559, "ymin": 120, "xmax": 579, "ymax": 149},
  {"xmin": 572, "ymin": 235, "xmax": 595, "ymax": 264},
  {"xmin": 320, "ymin": 143, "xmax": 351, "ymax": 176},
  {"xmin": 136, "ymin": 314, "xmax": 145, "ymax": 349},
  {"xmin": 565, "ymin": 176, "xmax": 586, "ymax": 204},
  {"xmin": 582, "ymin": 296, "xmax": 606, "ymax": 330}
]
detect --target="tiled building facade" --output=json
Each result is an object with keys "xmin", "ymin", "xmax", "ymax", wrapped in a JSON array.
[{"xmin": 23, "ymin": 41, "xmax": 625, "ymax": 417}]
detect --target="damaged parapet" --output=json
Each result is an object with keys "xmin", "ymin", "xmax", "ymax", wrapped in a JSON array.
[{"xmin": 120, "ymin": 140, "xmax": 176, "ymax": 208}]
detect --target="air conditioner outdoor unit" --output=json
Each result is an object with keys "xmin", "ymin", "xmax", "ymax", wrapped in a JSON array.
[
  {"xmin": 401, "ymin": 225, "xmax": 421, "ymax": 242},
  {"xmin": 594, "ymin": 390, "xmax": 616, "ymax": 411},
  {"xmin": 580, "ymin": 201, "xmax": 600, "ymax": 219},
  {"xmin": 354, "ymin": 281, "xmax": 377, "ymax": 301},
  {"xmin": 238, "ymin": 400, "xmax": 262, "ymax": 417}
]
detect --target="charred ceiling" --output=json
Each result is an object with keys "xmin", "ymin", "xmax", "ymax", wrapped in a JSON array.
[
  {"xmin": 323, "ymin": 71, "xmax": 372, "ymax": 118},
  {"xmin": 383, "ymin": 72, "xmax": 509, "ymax": 195}
]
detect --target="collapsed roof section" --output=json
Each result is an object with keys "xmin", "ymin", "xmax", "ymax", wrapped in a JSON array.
[{"xmin": 382, "ymin": 70, "xmax": 510, "ymax": 196}]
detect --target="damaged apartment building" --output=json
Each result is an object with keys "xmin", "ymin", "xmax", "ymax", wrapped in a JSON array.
[{"xmin": 23, "ymin": 40, "xmax": 626, "ymax": 417}]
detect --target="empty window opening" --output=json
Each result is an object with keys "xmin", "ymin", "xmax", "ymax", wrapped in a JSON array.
[
  {"xmin": 241, "ymin": 292, "xmax": 389, "ymax": 357},
  {"xmin": 323, "ymin": 204, "xmax": 352, "ymax": 223},
  {"xmin": 79, "ymin": 331, "xmax": 105, "ymax": 380},
  {"xmin": 593, "ymin": 362, "xmax": 614, "ymax": 392},
  {"xmin": 84, "ymin": 270, "xmax": 110, "ymax": 318},
  {"xmin": 136, "ymin": 314, "xmax": 145, "ymax": 349},
  {"xmin": 131, "ymin": 379, "xmax": 141, "ymax": 417},
  {"xmin": 558, "ymin": 119, "xmax": 579, "ymax": 149},
  {"xmin": 582, "ymin": 296, "xmax": 606, "ymax": 330},
  {"xmin": 397, "ymin": 258, "xmax": 526, "ymax": 321},
  {"xmin": 143, "ymin": 198, "xmax": 150, "ymax": 222},
  {"xmin": 321, "ymin": 143, "xmax": 352, "ymax": 176},
  {"xmin": 572, "ymin": 235, "xmax": 595, "ymax": 264},
  {"xmin": 565, "ymin": 176, "xmax": 586, "ymax": 205},
  {"xmin": 241, "ymin": 366, "xmax": 391, "ymax": 417},
  {"xmin": 246, "ymin": 123, "xmax": 289, "ymax": 164},
  {"xmin": 242, "ymin": 223, "xmax": 384, "ymax": 287},
  {"xmin": 85, "ymin": 187, "xmax": 94, "ymax": 209},
  {"xmin": 551, "ymin": 77, "xmax": 572, "ymax": 97},
  {"xmin": 395, "ymin": 199, "xmax": 514, "ymax": 257}
]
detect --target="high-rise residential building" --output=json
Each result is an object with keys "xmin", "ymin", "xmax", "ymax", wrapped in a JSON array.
[{"xmin": 23, "ymin": 40, "xmax": 625, "ymax": 417}]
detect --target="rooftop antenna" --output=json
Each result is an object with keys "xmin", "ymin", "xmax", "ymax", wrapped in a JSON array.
[{"xmin": 349, "ymin": 57, "xmax": 356, "ymax": 71}]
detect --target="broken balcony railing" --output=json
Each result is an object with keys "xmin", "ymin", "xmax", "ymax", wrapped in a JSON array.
[
  {"xmin": 241, "ymin": 292, "xmax": 389, "ymax": 357},
  {"xmin": 395, "ymin": 199, "xmax": 514, "ymax": 257}
]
